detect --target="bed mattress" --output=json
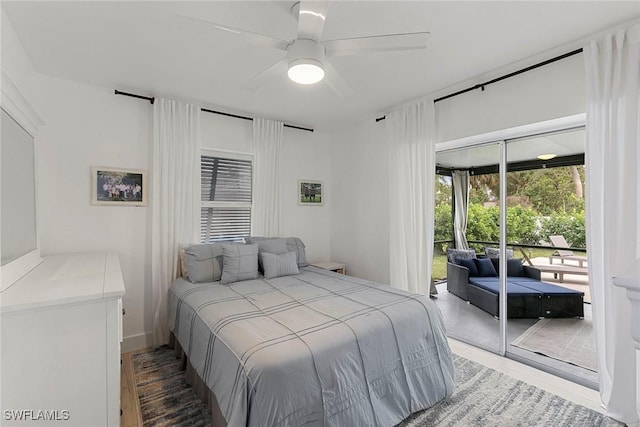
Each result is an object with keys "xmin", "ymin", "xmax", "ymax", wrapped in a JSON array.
[{"xmin": 168, "ymin": 266, "xmax": 454, "ymax": 426}]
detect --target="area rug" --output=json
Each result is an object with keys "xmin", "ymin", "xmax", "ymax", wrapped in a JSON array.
[
  {"xmin": 133, "ymin": 346, "xmax": 620, "ymax": 427},
  {"xmin": 133, "ymin": 347, "xmax": 212, "ymax": 426},
  {"xmin": 511, "ymin": 305, "xmax": 596, "ymax": 371}
]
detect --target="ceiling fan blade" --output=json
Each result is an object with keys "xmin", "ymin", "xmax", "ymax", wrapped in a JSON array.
[
  {"xmin": 324, "ymin": 32, "xmax": 430, "ymax": 57},
  {"xmin": 296, "ymin": 0, "xmax": 329, "ymax": 41},
  {"xmin": 242, "ymin": 58, "xmax": 289, "ymax": 92},
  {"xmin": 323, "ymin": 62, "xmax": 354, "ymax": 98},
  {"xmin": 176, "ymin": 15, "xmax": 289, "ymax": 51}
]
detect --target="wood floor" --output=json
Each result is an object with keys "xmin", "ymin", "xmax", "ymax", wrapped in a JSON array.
[
  {"xmin": 120, "ymin": 340, "xmax": 605, "ymax": 426},
  {"xmin": 120, "ymin": 350, "xmax": 144, "ymax": 427}
]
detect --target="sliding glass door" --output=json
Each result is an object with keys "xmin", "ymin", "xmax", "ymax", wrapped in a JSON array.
[
  {"xmin": 433, "ymin": 120, "xmax": 595, "ymax": 387},
  {"xmin": 434, "ymin": 142, "xmax": 503, "ymax": 354},
  {"xmin": 504, "ymin": 129, "xmax": 596, "ymax": 388}
]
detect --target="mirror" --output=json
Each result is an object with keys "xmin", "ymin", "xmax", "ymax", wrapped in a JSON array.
[{"xmin": 1, "ymin": 108, "xmax": 37, "ymax": 266}]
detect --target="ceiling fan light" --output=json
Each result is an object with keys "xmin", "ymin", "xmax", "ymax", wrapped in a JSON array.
[
  {"xmin": 288, "ymin": 59, "xmax": 325, "ymax": 85},
  {"xmin": 537, "ymin": 153, "xmax": 557, "ymax": 161}
]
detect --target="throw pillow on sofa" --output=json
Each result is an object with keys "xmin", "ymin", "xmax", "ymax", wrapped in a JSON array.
[
  {"xmin": 507, "ymin": 258, "xmax": 525, "ymax": 276},
  {"xmin": 455, "ymin": 258, "xmax": 479, "ymax": 276},
  {"xmin": 484, "ymin": 247, "xmax": 514, "ymax": 259},
  {"xmin": 446, "ymin": 248, "xmax": 476, "ymax": 263},
  {"xmin": 474, "ymin": 257, "xmax": 498, "ymax": 277},
  {"xmin": 490, "ymin": 257, "xmax": 526, "ymax": 277}
]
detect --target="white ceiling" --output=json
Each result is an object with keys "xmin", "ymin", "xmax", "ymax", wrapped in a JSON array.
[{"xmin": 3, "ymin": 1, "xmax": 639, "ymax": 131}]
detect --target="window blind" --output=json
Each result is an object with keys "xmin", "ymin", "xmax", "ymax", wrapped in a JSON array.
[{"xmin": 200, "ymin": 155, "xmax": 252, "ymax": 242}]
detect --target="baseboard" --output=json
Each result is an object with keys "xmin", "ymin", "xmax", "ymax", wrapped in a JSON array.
[{"xmin": 122, "ymin": 332, "xmax": 153, "ymax": 353}]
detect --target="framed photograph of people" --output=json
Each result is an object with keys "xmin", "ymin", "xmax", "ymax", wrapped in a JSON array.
[
  {"xmin": 91, "ymin": 167, "xmax": 147, "ymax": 206},
  {"xmin": 298, "ymin": 180, "xmax": 323, "ymax": 206}
]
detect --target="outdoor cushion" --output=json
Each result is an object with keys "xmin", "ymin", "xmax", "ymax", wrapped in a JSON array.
[
  {"xmin": 447, "ymin": 248, "xmax": 476, "ymax": 263},
  {"xmin": 468, "ymin": 278, "xmax": 542, "ymax": 295},
  {"xmin": 490, "ymin": 258, "xmax": 526, "ymax": 277},
  {"xmin": 455, "ymin": 258, "xmax": 479, "ymax": 276},
  {"xmin": 484, "ymin": 247, "xmax": 514, "ymax": 259},
  {"xmin": 511, "ymin": 278, "xmax": 584, "ymax": 295},
  {"xmin": 507, "ymin": 259, "xmax": 526, "ymax": 276},
  {"xmin": 474, "ymin": 257, "xmax": 497, "ymax": 277}
]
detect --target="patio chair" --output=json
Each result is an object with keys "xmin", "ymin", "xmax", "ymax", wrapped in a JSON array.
[{"xmin": 549, "ymin": 235, "xmax": 588, "ymax": 267}]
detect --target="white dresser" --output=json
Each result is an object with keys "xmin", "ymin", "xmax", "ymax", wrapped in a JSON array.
[{"xmin": 1, "ymin": 252, "xmax": 125, "ymax": 426}]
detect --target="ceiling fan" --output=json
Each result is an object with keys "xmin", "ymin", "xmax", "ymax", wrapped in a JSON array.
[{"xmin": 177, "ymin": 1, "xmax": 429, "ymax": 97}]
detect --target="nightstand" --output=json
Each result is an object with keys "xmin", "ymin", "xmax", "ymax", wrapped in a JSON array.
[{"xmin": 311, "ymin": 261, "xmax": 346, "ymax": 274}]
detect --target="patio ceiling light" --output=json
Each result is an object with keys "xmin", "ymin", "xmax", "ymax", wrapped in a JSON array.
[{"xmin": 537, "ymin": 153, "xmax": 557, "ymax": 161}]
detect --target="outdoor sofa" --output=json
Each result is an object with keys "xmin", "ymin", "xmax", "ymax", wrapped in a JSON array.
[{"xmin": 446, "ymin": 251, "xmax": 584, "ymax": 318}]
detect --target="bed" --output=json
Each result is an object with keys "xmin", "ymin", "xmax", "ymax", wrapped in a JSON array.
[{"xmin": 168, "ymin": 239, "xmax": 454, "ymax": 427}]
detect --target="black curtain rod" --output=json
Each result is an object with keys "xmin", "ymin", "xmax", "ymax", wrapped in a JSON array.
[
  {"xmin": 114, "ymin": 90, "xmax": 314, "ymax": 132},
  {"xmin": 375, "ymin": 48, "xmax": 584, "ymax": 123},
  {"xmin": 115, "ymin": 90, "xmax": 155, "ymax": 104}
]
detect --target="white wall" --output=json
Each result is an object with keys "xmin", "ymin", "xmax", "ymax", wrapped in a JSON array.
[
  {"xmin": 1, "ymin": 12, "xmax": 39, "ymax": 109},
  {"xmin": 329, "ymin": 121, "xmax": 389, "ymax": 283},
  {"xmin": 278, "ymin": 126, "xmax": 332, "ymax": 262},
  {"xmin": 35, "ymin": 78, "xmax": 152, "ymax": 351},
  {"xmin": 436, "ymin": 53, "xmax": 585, "ymax": 142},
  {"xmin": 2, "ymin": 15, "xmax": 332, "ymax": 352},
  {"xmin": 329, "ymin": 52, "xmax": 587, "ymax": 285},
  {"xmin": 200, "ymin": 113, "xmax": 333, "ymax": 264}
]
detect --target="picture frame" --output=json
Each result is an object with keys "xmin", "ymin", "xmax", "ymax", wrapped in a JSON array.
[
  {"xmin": 91, "ymin": 167, "xmax": 147, "ymax": 206},
  {"xmin": 298, "ymin": 180, "xmax": 323, "ymax": 206}
]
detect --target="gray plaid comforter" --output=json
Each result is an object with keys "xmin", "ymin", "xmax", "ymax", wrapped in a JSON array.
[{"xmin": 168, "ymin": 266, "xmax": 454, "ymax": 427}]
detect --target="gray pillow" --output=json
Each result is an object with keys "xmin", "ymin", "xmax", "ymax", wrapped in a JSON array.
[
  {"xmin": 246, "ymin": 236, "xmax": 309, "ymax": 267},
  {"xmin": 184, "ymin": 244, "xmax": 224, "ymax": 283},
  {"xmin": 257, "ymin": 239, "xmax": 288, "ymax": 272},
  {"xmin": 446, "ymin": 248, "xmax": 476, "ymax": 263},
  {"xmin": 261, "ymin": 251, "xmax": 300, "ymax": 279},
  {"xmin": 285, "ymin": 237, "xmax": 309, "ymax": 268},
  {"xmin": 484, "ymin": 247, "xmax": 514, "ymax": 259},
  {"xmin": 220, "ymin": 243, "xmax": 259, "ymax": 285}
]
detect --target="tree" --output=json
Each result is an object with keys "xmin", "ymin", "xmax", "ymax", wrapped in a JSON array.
[
  {"xmin": 433, "ymin": 164, "xmax": 586, "ymax": 250},
  {"xmin": 570, "ymin": 166, "xmax": 583, "ymax": 199},
  {"xmin": 470, "ymin": 174, "xmax": 499, "ymax": 204},
  {"xmin": 435, "ymin": 176, "xmax": 452, "ymax": 205},
  {"xmin": 463, "ymin": 166, "xmax": 585, "ymax": 214}
]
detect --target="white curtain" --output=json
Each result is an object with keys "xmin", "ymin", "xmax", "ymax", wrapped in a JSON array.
[
  {"xmin": 452, "ymin": 170, "xmax": 470, "ymax": 250},
  {"xmin": 387, "ymin": 101, "xmax": 436, "ymax": 294},
  {"xmin": 584, "ymin": 24, "xmax": 640, "ymax": 426},
  {"xmin": 151, "ymin": 98, "xmax": 201, "ymax": 347},
  {"xmin": 252, "ymin": 118, "xmax": 283, "ymax": 236}
]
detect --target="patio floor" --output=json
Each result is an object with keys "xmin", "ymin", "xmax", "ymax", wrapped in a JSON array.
[{"xmin": 433, "ymin": 281, "xmax": 598, "ymax": 389}]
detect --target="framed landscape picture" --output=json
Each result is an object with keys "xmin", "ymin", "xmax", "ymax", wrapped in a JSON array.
[
  {"xmin": 91, "ymin": 167, "xmax": 147, "ymax": 206},
  {"xmin": 298, "ymin": 180, "xmax": 323, "ymax": 206}
]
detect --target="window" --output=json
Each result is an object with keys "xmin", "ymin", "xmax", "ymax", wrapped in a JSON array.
[{"xmin": 200, "ymin": 153, "xmax": 253, "ymax": 243}]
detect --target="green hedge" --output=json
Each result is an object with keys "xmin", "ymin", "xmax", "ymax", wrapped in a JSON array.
[
  {"xmin": 433, "ymin": 203, "xmax": 586, "ymax": 252},
  {"xmin": 540, "ymin": 211, "xmax": 586, "ymax": 248}
]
